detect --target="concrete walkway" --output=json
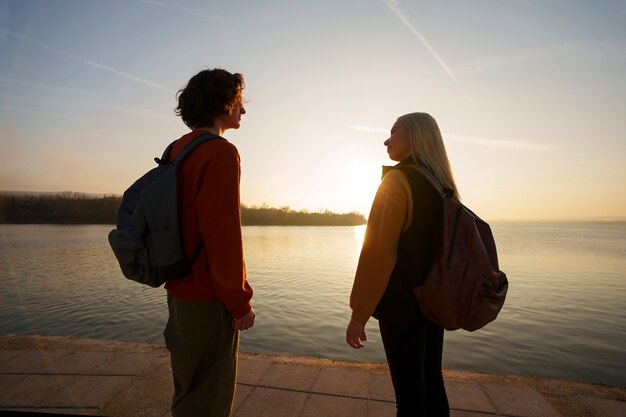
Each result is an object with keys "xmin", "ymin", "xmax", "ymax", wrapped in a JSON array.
[{"xmin": 0, "ymin": 336, "xmax": 624, "ymax": 417}]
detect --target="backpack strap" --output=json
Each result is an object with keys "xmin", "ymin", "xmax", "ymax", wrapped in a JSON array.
[
  {"xmin": 155, "ymin": 133, "xmax": 221, "ymax": 166},
  {"xmin": 152, "ymin": 133, "xmax": 221, "ymax": 270},
  {"xmin": 173, "ymin": 133, "xmax": 221, "ymax": 165},
  {"xmin": 156, "ymin": 142, "xmax": 175, "ymax": 165},
  {"xmin": 176, "ymin": 133, "xmax": 221, "ymax": 267},
  {"xmin": 408, "ymin": 165, "xmax": 456, "ymax": 199},
  {"xmin": 398, "ymin": 164, "xmax": 444, "ymax": 197}
]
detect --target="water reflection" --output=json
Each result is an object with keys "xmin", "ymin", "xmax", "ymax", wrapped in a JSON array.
[
  {"xmin": 353, "ymin": 224, "xmax": 366, "ymax": 255},
  {"xmin": 0, "ymin": 223, "xmax": 624, "ymax": 387}
]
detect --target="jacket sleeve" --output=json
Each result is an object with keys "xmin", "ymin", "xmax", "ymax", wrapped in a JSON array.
[
  {"xmin": 195, "ymin": 142, "xmax": 253, "ymax": 319},
  {"xmin": 349, "ymin": 170, "xmax": 412, "ymax": 325}
]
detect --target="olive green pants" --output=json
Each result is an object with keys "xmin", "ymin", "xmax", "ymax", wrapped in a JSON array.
[{"xmin": 164, "ymin": 293, "xmax": 239, "ymax": 417}]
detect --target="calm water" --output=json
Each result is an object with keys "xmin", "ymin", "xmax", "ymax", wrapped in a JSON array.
[{"xmin": 1, "ymin": 223, "xmax": 625, "ymax": 387}]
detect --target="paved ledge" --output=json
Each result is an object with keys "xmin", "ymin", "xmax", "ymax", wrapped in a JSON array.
[{"xmin": 0, "ymin": 335, "xmax": 624, "ymax": 417}]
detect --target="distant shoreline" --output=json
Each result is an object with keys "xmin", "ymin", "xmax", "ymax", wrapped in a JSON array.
[
  {"xmin": 1, "ymin": 191, "xmax": 623, "ymax": 225},
  {"xmin": 0, "ymin": 192, "xmax": 367, "ymax": 226},
  {"xmin": 490, "ymin": 219, "xmax": 626, "ymax": 225}
]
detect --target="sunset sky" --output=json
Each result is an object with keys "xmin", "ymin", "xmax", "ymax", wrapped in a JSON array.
[{"xmin": 1, "ymin": 0, "xmax": 624, "ymax": 220}]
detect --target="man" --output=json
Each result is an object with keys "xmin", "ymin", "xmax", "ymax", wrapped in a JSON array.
[{"xmin": 164, "ymin": 68, "xmax": 255, "ymax": 417}]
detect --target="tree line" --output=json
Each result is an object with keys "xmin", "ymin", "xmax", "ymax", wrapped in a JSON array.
[
  {"xmin": 0, "ymin": 193, "xmax": 366, "ymax": 226},
  {"xmin": 241, "ymin": 204, "xmax": 365, "ymax": 226}
]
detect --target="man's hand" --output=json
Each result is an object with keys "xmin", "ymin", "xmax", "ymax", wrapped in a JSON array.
[
  {"xmin": 233, "ymin": 307, "xmax": 255, "ymax": 331},
  {"xmin": 346, "ymin": 319, "xmax": 367, "ymax": 349}
]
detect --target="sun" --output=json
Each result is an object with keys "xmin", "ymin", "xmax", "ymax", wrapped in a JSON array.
[{"xmin": 335, "ymin": 158, "xmax": 381, "ymax": 218}]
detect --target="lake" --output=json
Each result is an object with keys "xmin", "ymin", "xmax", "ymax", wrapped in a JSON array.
[{"xmin": 0, "ymin": 223, "xmax": 624, "ymax": 387}]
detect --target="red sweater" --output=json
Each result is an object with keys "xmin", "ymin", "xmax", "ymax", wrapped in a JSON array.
[{"xmin": 164, "ymin": 129, "xmax": 253, "ymax": 319}]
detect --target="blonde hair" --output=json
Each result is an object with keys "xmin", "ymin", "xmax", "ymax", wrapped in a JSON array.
[{"xmin": 397, "ymin": 112, "xmax": 460, "ymax": 200}]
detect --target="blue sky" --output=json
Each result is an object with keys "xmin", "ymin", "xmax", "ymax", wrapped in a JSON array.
[{"xmin": 1, "ymin": 0, "xmax": 625, "ymax": 220}]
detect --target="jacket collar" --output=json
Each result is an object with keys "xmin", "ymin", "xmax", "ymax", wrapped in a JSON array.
[{"xmin": 381, "ymin": 157, "xmax": 416, "ymax": 179}]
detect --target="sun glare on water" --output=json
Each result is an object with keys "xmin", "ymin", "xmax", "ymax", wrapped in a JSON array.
[{"xmin": 353, "ymin": 224, "xmax": 366, "ymax": 251}]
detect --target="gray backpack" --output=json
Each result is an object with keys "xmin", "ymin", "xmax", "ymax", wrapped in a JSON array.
[{"xmin": 108, "ymin": 134, "xmax": 219, "ymax": 287}]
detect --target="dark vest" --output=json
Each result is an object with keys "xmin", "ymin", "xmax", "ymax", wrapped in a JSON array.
[{"xmin": 373, "ymin": 158, "xmax": 443, "ymax": 321}]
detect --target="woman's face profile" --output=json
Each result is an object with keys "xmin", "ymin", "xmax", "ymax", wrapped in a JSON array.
[{"xmin": 384, "ymin": 121, "xmax": 411, "ymax": 162}]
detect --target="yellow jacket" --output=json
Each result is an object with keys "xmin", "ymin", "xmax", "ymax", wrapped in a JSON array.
[{"xmin": 349, "ymin": 168, "xmax": 414, "ymax": 325}]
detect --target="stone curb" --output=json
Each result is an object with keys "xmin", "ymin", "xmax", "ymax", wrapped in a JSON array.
[{"xmin": 1, "ymin": 335, "xmax": 624, "ymax": 417}]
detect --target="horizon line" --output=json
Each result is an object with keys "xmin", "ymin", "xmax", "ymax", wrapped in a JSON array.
[{"xmin": 1, "ymin": 190, "xmax": 624, "ymax": 223}]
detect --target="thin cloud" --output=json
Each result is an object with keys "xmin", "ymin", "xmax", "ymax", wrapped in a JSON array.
[
  {"xmin": 1, "ymin": 90, "xmax": 171, "ymax": 122},
  {"xmin": 349, "ymin": 126, "xmax": 557, "ymax": 152},
  {"xmin": 349, "ymin": 125, "xmax": 387, "ymax": 134},
  {"xmin": 104, "ymin": 104, "xmax": 172, "ymax": 121},
  {"xmin": 68, "ymin": 131, "xmax": 144, "ymax": 142},
  {"xmin": 0, "ymin": 105, "xmax": 78, "ymax": 120},
  {"xmin": 456, "ymin": 41, "xmax": 625, "ymax": 76},
  {"xmin": 457, "ymin": 49, "xmax": 553, "ymax": 76},
  {"xmin": 136, "ymin": 0, "xmax": 220, "ymax": 20},
  {"xmin": 0, "ymin": 76, "xmax": 97, "ymax": 97},
  {"xmin": 0, "ymin": 28, "xmax": 175, "ymax": 94},
  {"xmin": 446, "ymin": 133, "xmax": 559, "ymax": 152}
]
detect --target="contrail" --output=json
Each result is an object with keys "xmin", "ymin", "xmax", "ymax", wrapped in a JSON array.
[
  {"xmin": 382, "ymin": 0, "xmax": 456, "ymax": 80},
  {"xmin": 0, "ymin": 28, "xmax": 175, "ymax": 94},
  {"xmin": 381, "ymin": 1, "xmax": 474, "ymax": 104},
  {"xmin": 136, "ymin": 0, "xmax": 220, "ymax": 20},
  {"xmin": 78, "ymin": 58, "xmax": 175, "ymax": 94}
]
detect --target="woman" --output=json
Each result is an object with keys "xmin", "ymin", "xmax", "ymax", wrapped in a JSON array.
[{"xmin": 346, "ymin": 112, "xmax": 459, "ymax": 417}]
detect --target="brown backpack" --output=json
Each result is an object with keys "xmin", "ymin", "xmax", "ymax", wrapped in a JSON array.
[{"xmin": 411, "ymin": 165, "xmax": 509, "ymax": 331}]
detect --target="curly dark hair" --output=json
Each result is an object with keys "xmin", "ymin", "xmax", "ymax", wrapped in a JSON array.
[{"xmin": 175, "ymin": 68, "xmax": 245, "ymax": 129}]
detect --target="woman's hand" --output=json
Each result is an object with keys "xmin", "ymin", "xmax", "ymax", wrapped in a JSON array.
[
  {"xmin": 346, "ymin": 319, "xmax": 367, "ymax": 349},
  {"xmin": 233, "ymin": 307, "xmax": 256, "ymax": 331}
]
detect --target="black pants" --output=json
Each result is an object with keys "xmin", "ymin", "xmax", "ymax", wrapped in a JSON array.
[{"xmin": 379, "ymin": 317, "xmax": 449, "ymax": 417}]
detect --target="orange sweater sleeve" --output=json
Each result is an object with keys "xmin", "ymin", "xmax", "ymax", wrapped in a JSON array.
[
  {"xmin": 195, "ymin": 142, "xmax": 253, "ymax": 319},
  {"xmin": 349, "ymin": 169, "xmax": 412, "ymax": 325}
]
